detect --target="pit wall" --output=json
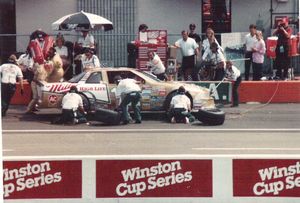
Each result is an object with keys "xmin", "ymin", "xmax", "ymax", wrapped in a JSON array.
[{"xmin": 3, "ymin": 155, "xmax": 300, "ymax": 203}]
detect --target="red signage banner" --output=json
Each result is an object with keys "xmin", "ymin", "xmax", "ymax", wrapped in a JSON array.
[
  {"xmin": 3, "ymin": 160, "xmax": 82, "ymax": 199},
  {"xmin": 233, "ymin": 159, "xmax": 300, "ymax": 197},
  {"xmin": 96, "ymin": 160, "xmax": 212, "ymax": 198}
]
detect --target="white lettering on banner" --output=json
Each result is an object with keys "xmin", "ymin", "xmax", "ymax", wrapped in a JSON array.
[
  {"xmin": 116, "ymin": 161, "xmax": 192, "ymax": 196},
  {"xmin": 3, "ymin": 162, "xmax": 62, "ymax": 198},
  {"xmin": 253, "ymin": 161, "xmax": 300, "ymax": 196}
]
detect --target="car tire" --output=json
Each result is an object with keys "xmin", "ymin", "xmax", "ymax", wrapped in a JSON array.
[
  {"xmin": 79, "ymin": 93, "xmax": 91, "ymax": 112},
  {"xmin": 194, "ymin": 108, "xmax": 225, "ymax": 125}
]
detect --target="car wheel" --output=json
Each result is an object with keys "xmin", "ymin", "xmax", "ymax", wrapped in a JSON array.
[
  {"xmin": 79, "ymin": 93, "xmax": 91, "ymax": 112},
  {"xmin": 194, "ymin": 108, "xmax": 225, "ymax": 125},
  {"xmin": 199, "ymin": 66, "xmax": 215, "ymax": 81}
]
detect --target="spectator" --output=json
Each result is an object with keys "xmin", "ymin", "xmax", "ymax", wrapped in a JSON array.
[
  {"xmin": 252, "ymin": 30, "xmax": 266, "ymax": 81},
  {"xmin": 81, "ymin": 48, "xmax": 101, "ymax": 71},
  {"xmin": 244, "ymin": 24, "xmax": 257, "ymax": 80},
  {"xmin": 225, "ymin": 61, "xmax": 241, "ymax": 107},
  {"xmin": 273, "ymin": 17, "xmax": 292, "ymax": 80},
  {"xmin": 169, "ymin": 86, "xmax": 195, "ymax": 124},
  {"xmin": 114, "ymin": 75, "xmax": 142, "ymax": 125},
  {"xmin": 147, "ymin": 51, "xmax": 167, "ymax": 81},
  {"xmin": 175, "ymin": 30, "xmax": 199, "ymax": 81},
  {"xmin": 55, "ymin": 35, "xmax": 71, "ymax": 80},
  {"xmin": 188, "ymin": 23, "xmax": 202, "ymax": 45},
  {"xmin": 1, "ymin": 55, "xmax": 24, "ymax": 117},
  {"xmin": 75, "ymin": 30, "xmax": 95, "ymax": 55},
  {"xmin": 203, "ymin": 42, "xmax": 226, "ymax": 81},
  {"xmin": 138, "ymin": 24, "xmax": 148, "ymax": 42}
]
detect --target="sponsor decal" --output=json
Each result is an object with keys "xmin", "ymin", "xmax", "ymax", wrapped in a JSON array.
[
  {"xmin": 44, "ymin": 83, "xmax": 75, "ymax": 93},
  {"xmin": 79, "ymin": 86, "xmax": 106, "ymax": 91},
  {"xmin": 3, "ymin": 161, "xmax": 82, "ymax": 199},
  {"xmin": 96, "ymin": 160, "xmax": 212, "ymax": 198},
  {"xmin": 233, "ymin": 159, "xmax": 300, "ymax": 197},
  {"xmin": 48, "ymin": 95, "xmax": 58, "ymax": 104}
]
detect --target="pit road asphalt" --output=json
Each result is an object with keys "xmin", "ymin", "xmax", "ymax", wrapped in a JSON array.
[{"xmin": 2, "ymin": 104, "xmax": 300, "ymax": 156}]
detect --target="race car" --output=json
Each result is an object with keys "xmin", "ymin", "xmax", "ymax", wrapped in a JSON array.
[{"xmin": 40, "ymin": 67, "xmax": 224, "ymax": 125}]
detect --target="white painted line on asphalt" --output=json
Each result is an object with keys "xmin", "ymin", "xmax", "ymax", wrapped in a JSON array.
[
  {"xmin": 3, "ymin": 128, "xmax": 300, "ymax": 133},
  {"xmin": 3, "ymin": 154, "xmax": 300, "ymax": 161},
  {"xmin": 2, "ymin": 149, "xmax": 14, "ymax": 152},
  {"xmin": 192, "ymin": 148, "xmax": 300, "ymax": 151}
]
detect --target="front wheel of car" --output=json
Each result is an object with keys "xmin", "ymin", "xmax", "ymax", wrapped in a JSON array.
[
  {"xmin": 194, "ymin": 108, "xmax": 225, "ymax": 125},
  {"xmin": 79, "ymin": 93, "xmax": 91, "ymax": 112}
]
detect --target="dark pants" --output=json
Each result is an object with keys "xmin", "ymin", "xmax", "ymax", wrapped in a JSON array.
[
  {"xmin": 252, "ymin": 62, "xmax": 263, "ymax": 81},
  {"xmin": 1, "ymin": 83, "xmax": 16, "ymax": 117},
  {"xmin": 182, "ymin": 55, "xmax": 198, "ymax": 81},
  {"xmin": 232, "ymin": 76, "xmax": 242, "ymax": 106},
  {"xmin": 120, "ymin": 91, "xmax": 142, "ymax": 123},
  {"xmin": 168, "ymin": 108, "xmax": 195, "ymax": 123},
  {"xmin": 275, "ymin": 44, "xmax": 290, "ymax": 79},
  {"xmin": 52, "ymin": 109, "xmax": 87, "ymax": 124},
  {"xmin": 244, "ymin": 51, "xmax": 253, "ymax": 81}
]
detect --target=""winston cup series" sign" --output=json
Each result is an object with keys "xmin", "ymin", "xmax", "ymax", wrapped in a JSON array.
[
  {"xmin": 233, "ymin": 159, "xmax": 300, "ymax": 197},
  {"xmin": 96, "ymin": 160, "xmax": 212, "ymax": 198},
  {"xmin": 3, "ymin": 161, "xmax": 82, "ymax": 199}
]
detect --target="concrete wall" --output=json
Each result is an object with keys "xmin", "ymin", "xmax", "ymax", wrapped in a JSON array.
[{"xmin": 15, "ymin": 0, "xmax": 77, "ymax": 51}]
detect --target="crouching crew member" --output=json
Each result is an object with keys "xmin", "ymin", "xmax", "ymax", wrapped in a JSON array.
[
  {"xmin": 225, "ymin": 61, "xmax": 241, "ymax": 107},
  {"xmin": 1, "ymin": 55, "xmax": 24, "ymax": 117},
  {"xmin": 114, "ymin": 75, "xmax": 142, "ymax": 125},
  {"xmin": 53, "ymin": 86, "xmax": 88, "ymax": 124},
  {"xmin": 147, "ymin": 51, "xmax": 167, "ymax": 81},
  {"xmin": 169, "ymin": 86, "xmax": 195, "ymax": 124}
]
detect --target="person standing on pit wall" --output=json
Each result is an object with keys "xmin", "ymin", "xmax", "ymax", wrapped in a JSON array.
[
  {"xmin": 1, "ymin": 55, "xmax": 24, "ymax": 117},
  {"xmin": 169, "ymin": 86, "xmax": 195, "ymax": 124},
  {"xmin": 114, "ymin": 75, "xmax": 142, "ymax": 125},
  {"xmin": 175, "ymin": 30, "xmax": 200, "ymax": 81},
  {"xmin": 273, "ymin": 17, "xmax": 292, "ymax": 80},
  {"xmin": 188, "ymin": 23, "xmax": 202, "ymax": 46},
  {"xmin": 252, "ymin": 30, "xmax": 266, "ymax": 81},
  {"xmin": 244, "ymin": 24, "xmax": 257, "ymax": 81},
  {"xmin": 224, "ymin": 61, "xmax": 241, "ymax": 107},
  {"xmin": 81, "ymin": 48, "xmax": 101, "ymax": 71},
  {"xmin": 147, "ymin": 51, "xmax": 167, "ymax": 81}
]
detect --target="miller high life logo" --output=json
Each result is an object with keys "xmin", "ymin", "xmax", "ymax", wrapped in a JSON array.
[{"xmin": 45, "ymin": 83, "xmax": 75, "ymax": 93}]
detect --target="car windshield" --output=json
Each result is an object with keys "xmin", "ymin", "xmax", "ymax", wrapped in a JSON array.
[
  {"xmin": 138, "ymin": 70, "xmax": 162, "ymax": 82},
  {"xmin": 68, "ymin": 72, "xmax": 86, "ymax": 83}
]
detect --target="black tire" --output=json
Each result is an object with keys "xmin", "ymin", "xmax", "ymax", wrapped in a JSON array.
[
  {"xmin": 199, "ymin": 66, "xmax": 215, "ymax": 81},
  {"xmin": 194, "ymin": 108, "xmax": 225, "ymax": 125},
  {"xmin": 78, "ymin": 93, "xmax": 91, "ymax": 112},
  {"xmin": 94, "ymin": 108, "xmax": 121, "ymax": 125}
]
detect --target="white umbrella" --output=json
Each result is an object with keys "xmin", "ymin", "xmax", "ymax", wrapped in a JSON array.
[{"xmin": 52, "ymin": 10, "xmax": 113, "ymax": 31}]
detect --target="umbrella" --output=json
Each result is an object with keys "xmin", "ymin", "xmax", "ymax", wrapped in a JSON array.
[{"xmin": 52, "ymin": 10, "xmax": 113, "ymax": 31}]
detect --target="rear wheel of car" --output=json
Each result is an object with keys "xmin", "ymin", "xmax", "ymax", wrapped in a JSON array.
[{"xmin": 194, "ymin": 108, "xmax": 225, "ymax": 125}]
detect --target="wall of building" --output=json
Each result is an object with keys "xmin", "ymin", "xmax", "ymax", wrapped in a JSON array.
[
  {"xmin": 136, "ymin": 0, "xmax": 202, "ymax": 43},
  {"xmin": 15, "ymin": 0, "xmax": 77, "ymax": 51}
]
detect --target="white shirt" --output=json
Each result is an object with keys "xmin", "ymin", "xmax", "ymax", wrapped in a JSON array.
[
  {"xmin": 225, "ymin": 65, "xmax": 241, "ymax": 81},
  {"xmin": 0, "ymin": 63, "xmax": 23, "ymax": 84},
  {"xmin": 175, "ymin": 37, "xmax": 199, "ymax": 57},
  {"xmin": 18, "ymin": 54, "xmax": 34, "ymax": 70},
  {"xmin": 81, "ymin": 55, "xmax": 101, "ymax": 69},
  {"xmin": 62, "ymin": 92, "xmax": 83, "ymax": 110},
  {"xmin": 170, "ymin": 94, "xmax": 191, "ymax": 111},
  {"xmin": 148, "ymin": 54, "xmax": 165, "ymax": 75},
  {"xmin": 55, "ymin": 46, "xmax": 68, "ymax": 57},
  {"xmin": 78, "ymin": 33, "xmax": 95, "ymax": 48},
  {"xmin": 116, "ymin": 78, "xmax": 141, "ymax": 97},
  {"xmin": 244, "ymin": 33, "xmax": 258, "ymax": 52},
  {"xmin": 202, "ymin": 38, "xmax": 223, "ymax": 53}
]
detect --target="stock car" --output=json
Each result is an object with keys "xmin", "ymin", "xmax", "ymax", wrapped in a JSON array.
[{"xmin": 40, "ymin": 67, "xmax": 225, "ymax": 125}]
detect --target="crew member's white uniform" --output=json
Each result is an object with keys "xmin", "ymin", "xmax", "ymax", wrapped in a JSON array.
[
  {"xmin": 0, "ymin": 63, "xmax": 23, "ymax": 84},
  {"xmin": 55, "ymin": 46, "xmax": 68, "ymax": 57},
  {"xmin": 148, "ymin": 54, "xmax": 165, "ymax": 75},
  {"xmin": 115, "ymin": 78, "xmax": 141, "ymax": 98},
  {"xmin": 203, "ymin": 49, "xmax": 226, "ymax": 65},
  {"xmin": 62, "ymin": 92, "xmax": 83, "ymax": 110},
  {"xmin": 225, "ymin": 65, "xmax": 241, "ymax": 81},
  {"xmin": 244, "ymin": 33, "xmax": 258, "ymax": 52},
  {"xmin": 81, "ymin": 54, "xmax": 100, "ymax": 69},
  {"xmin": 202, "ymin": 38, "xmax": 223, "ymax": 54},
  {"xmin": 175, "ymin": 37, "xmax": 199, "ymax": 57},
  {"xmin": 78, "ymin": 33, "xmax": 95, "ymax": 48},
  {"xmin": 170, "ymin": 94, "xmax": 191, "ymax": 112},
  {"xmin": 18, "ymin": 54, "xmax": 34, "ymax": 70}
]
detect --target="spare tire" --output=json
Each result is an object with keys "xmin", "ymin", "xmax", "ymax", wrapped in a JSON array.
[{"xmin": 194, "ymin": 108, "xmax": 225, "ymax": 125}]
